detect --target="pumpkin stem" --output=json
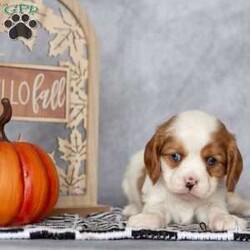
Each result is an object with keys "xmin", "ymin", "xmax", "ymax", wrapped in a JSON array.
[{"xmin": 0, "ymin": 98, "xmax": 12, "ymax": 142}]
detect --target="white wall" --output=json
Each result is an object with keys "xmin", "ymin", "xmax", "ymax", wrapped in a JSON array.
[{"xmin": 80, "ymin": 0, "xmax": 250, "ymax": 206}]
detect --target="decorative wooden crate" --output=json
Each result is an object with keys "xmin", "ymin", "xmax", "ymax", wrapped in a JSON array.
[{"xmin": 0, "ymin": 0, "xmax": 109, "ymax": 216}]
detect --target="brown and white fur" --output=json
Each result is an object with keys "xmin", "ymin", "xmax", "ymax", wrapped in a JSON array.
[{"xmin": 122, "ymin": 110, "xmax": 250, "ymax": 231}]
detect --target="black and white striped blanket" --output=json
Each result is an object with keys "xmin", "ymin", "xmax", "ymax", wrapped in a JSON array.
[{"xmin": 0, "ymin": 208, "xmax": 250, "ymax": 241}]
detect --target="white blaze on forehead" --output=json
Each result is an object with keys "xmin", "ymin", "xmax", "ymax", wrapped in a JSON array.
[{"xmin": 171, "ymin": 110, "xmax": 219, "ymax": 152}]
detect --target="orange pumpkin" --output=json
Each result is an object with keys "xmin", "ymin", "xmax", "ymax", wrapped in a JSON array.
[{"xmin": 0, "ymin": 98, "xmax": 59, "ymax": 226}]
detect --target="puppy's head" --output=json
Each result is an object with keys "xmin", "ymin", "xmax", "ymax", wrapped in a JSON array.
[{"xmin": 144, "ymin": 110, "xmax": 242, "ymax": 200}]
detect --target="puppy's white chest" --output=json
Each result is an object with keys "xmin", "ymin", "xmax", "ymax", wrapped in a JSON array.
[{"xmin": 167, "ymin": 199, "xmax": 195, "ymax": 225}]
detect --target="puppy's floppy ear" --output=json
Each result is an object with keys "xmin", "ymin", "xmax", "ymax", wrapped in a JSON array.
[
  {"xmin": 144, "ymin": 133, "xmax": 161, "ymax": 184},
  {"xmin": 226, "ymin": 136, "xmax": 243, "ymax": 192},
  {"xmin": 144, "ymin": 116, "xmax": 176, "ymax": 185}
]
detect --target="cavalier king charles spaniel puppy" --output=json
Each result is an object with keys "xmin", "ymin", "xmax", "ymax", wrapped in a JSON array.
[{"xmin": 123, "ymin": 110, "xmax": 250, "ymax": 231}]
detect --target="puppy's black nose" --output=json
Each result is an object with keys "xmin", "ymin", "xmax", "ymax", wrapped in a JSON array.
[
  {"xmin": 184, "ymin": 177, "xmax": 198, "ymax": 191},
  {"xmin": 185, "ymin": 181, "xmax": 195, "ymax": 191}
]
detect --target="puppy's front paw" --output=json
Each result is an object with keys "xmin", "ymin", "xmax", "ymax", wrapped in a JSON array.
[
  {"xmin": 127, "ymin": 213, "xmax": 164, "ymax": 229},
  {"xmin": 210, "ymin": 214, "xmax": 247, "ymax": 231}
]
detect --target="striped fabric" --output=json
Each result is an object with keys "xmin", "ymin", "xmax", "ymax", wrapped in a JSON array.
[{"xmin": 0, "ymin": 208, "xmax": 250, "ymax": 241}]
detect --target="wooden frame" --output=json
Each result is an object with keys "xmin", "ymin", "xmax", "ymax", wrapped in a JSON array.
[
  {"xmin": 56, "ymin": 0, "xmax": 100, "ymax": 209},
  {"xmin": 0, "ymin": 0, "xmax": 109, "ymax": 215}
]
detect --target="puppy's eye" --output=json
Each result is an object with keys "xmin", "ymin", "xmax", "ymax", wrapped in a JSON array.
[
  {"xmin": 170, "ymin": 153, "xmax": 182, "ymax": 162},
  {"xmin": 206, "ymin": 157, "xmax": 217, "ymax": 167}
]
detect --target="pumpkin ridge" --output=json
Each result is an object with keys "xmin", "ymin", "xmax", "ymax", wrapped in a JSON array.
[
  {"xmin": 12, "ymin": 143, "xmax": 49, "ymax": 225},
  {"xmin": 29, "ymin": 145, "xmax": 51, "ymax": 222},
  {"xmin": 32, "ymin": 144, "xmax": 59, "ymax": 218}
]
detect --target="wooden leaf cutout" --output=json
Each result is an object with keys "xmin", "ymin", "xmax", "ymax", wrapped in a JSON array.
[
  {"xmin": 39, "ymin": 6, "xmax": 86, "ymax": 58},
  {"xmin": 58, "ymin": 128, "xmax": 87, "ymax": 163},
  {"xmin": 60, "ymin": 60, "xmax": 88, "ymax": 128}
]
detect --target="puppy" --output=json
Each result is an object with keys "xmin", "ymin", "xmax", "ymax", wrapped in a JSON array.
[{"xmin": 122, "ymin": 110, "xmax": 250, "ymax": 231}]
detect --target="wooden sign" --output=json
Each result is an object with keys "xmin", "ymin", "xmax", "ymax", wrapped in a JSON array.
[
  {"xmin": 0, "ymin": 0, "xmax": 107, "ymax": 215},
  {"xmin": 0, "ymin": 63, "xmax": 69, "ymax": 122}
]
